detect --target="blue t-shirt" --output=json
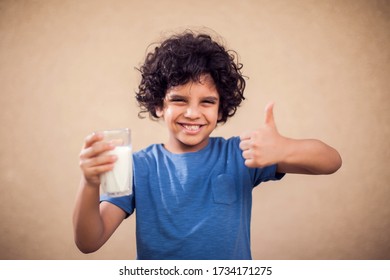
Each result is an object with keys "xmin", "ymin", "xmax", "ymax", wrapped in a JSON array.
[{"xmin": 101, "ymin": 136, "xmax": 284, "ymax": 260}]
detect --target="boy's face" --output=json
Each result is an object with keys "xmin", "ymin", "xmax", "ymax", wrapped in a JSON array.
[{"xmin": 156, "ymin": 74, "xmax": 221, "ymax": 153}]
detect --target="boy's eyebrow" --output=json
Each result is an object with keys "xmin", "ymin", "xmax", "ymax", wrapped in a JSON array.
[
  {"xmin": 166, "ymin": 93, "xmax": 187, "ymax": 99},
  {"xmin": 166, "ymin": 94, "xmax": 219, "ymax": 101}
]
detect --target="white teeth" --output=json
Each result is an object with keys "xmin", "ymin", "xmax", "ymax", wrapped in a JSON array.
[{"xmin": 183, "ymin": 125, "xmax": 201, "ymax": 131}]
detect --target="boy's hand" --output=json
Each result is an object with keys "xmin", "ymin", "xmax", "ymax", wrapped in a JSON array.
[
  {"xmin": 79, "ymin": 132, "xmax": 117, "ymax": 187},
  {"xmin": 239, "ymin": 102, "xmax": 287, "ymax": 168}
]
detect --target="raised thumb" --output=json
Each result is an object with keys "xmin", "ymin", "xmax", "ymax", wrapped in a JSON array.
[{"xmin": 264, "ymin": 101, "xmax": 275, "ymax": 126}]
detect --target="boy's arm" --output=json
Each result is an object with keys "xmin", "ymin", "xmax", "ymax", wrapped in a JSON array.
[
  {"xmin": 274, "ymin": 138, "xmax": 342, "ymax": 174},
  {"xmin": 73, "ymin": 133, "xmax": 126, "ymax": 253},
  {"xmin": 73, "ymin": 180, "xmax": 126, "ymax": 253},
  {"xmin": 239, "ymin": 103, "xmax": 342, "ymax": 175}
]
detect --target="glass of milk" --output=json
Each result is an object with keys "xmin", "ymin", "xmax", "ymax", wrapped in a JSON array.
[{"xmin": 99, "ymin": 128, "xmax": 132, "ymax": 197}]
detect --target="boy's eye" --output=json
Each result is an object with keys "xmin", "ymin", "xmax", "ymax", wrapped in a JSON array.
[
  {"xmin": 202, "ymin": 99, "xmax": 217, "ymax": 105},
  {"xmin": 170, "ymin": 98, "xmax": 186, "ymax": 103}
]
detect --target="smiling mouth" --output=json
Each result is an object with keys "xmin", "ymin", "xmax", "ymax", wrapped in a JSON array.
[{"xmin": 179, "ymin": 123, "xmax": 204, "ymax": 132}]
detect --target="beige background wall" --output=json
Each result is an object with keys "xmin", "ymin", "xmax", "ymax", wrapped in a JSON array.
[{"xmin": 0, "ymin": 0, "xmax": 389, "ymax": 260}]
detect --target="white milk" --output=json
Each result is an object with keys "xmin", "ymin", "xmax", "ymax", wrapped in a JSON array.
[{"xmin": 100, "ymin": 146, "xmax": 132, "ymax": 197}]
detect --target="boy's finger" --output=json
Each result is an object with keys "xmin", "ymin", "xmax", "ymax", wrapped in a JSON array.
[
  {"xmin": 81, "ymin": 153, "xmax": 117, "ymax": 170},
  {"xmin": 264, "ymin": 102, "xmax": 275, "ymax": 126},
  {"xmin": 80, "ymin": 141, "xmax": 115, "ymax": 160},
  {"xmin": 239, "ymin": 139, "xmax": 251, "ymax": 151},
  {"xmin": 241, "ymin": 149, "xmax": 253, "ymax": 160},
  {"xmin": 83, "ymin": 132, "xmax": 103, "ymax": 149},
  {"xmin": 84, "ymin": 163, "xmax": 116, "ymax": 178}
]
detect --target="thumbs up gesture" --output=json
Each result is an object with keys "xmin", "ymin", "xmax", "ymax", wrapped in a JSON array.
[{"xmin": 239, "ymin": 102, "xmax": 287, "ymax": 168}]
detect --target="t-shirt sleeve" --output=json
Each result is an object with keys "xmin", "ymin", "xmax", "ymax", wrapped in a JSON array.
[
  {"xmin": 100, "ymin": 192, "xmax": 135, "ymax": 218},
  {"xmin": 249, "ymin": 163, "xmax": 285, "ymax": 187}
]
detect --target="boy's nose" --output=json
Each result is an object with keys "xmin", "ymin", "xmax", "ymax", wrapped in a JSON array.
[{"xmin": 184, "ymin": 105, "xmax": 201, "ymax": 119}]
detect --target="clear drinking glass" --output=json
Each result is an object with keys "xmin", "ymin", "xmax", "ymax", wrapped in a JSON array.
[{"xmin": 99, "ymin": 128, "xmax": 132, "ymax": 197}]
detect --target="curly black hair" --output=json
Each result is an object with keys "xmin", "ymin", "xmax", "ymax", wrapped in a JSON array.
[{"xmin": 135, "ymin": 31, "xmax": 246, "ymax": 123}]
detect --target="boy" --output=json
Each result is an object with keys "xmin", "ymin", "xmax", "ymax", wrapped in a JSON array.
[{"xmin": 73, "ymin": 31, "xmax": 342, "ymax": 260}]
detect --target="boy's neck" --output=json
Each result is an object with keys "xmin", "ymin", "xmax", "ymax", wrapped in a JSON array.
[{"xmin": 162, "ymin": 137, "xmax": 210, "ymax": 154}]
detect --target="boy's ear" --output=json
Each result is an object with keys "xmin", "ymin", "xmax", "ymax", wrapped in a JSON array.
[
  {"xmin": 217, "ymin": 111, "xmax": 223, "ymax": 121},
  {"xmin": 155, "ymin": 107, "xmax": 164, "ymax": 118}
]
